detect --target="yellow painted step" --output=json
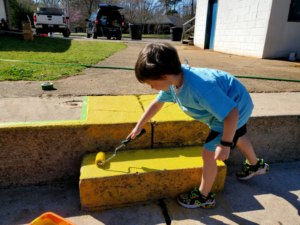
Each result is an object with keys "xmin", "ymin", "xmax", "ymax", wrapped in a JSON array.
[
  {"xmin": 80, "ymin": 146, "xmax": 227, "ymax": 211},
  {"xmin": 139, "ymin": 95, "xmax": 210, "ymax": 148},
  {"xmin": 85, "ymin": 96, "xmax": 151, "ymax": 152}
]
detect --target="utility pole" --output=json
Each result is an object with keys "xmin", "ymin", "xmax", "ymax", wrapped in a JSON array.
[{"xmin": 66, "ymin": 0, "xmax": 71, "ymax": 32}]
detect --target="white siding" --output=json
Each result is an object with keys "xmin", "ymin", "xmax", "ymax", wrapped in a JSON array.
[
  {"xmin": 194, "ymin": 0, "xmax": 273, "ymax": 58},
  {"xmin": 194, "ymin": 0, "xmax": 209, "ymax": 48},
  {"xmin": 0, "ymin": 0, "xmax": 7, "ymax": 20},
  {"xmin": 263, "ymin": 0, "xmax": 300, "ymax": 59}
]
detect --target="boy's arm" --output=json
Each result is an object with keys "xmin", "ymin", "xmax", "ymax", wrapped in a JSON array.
[
  {"xmin": 127, "ymin": 99, "xmax": 164, "ymax": 139},
  {"xmin": 214, "ymin": 107, "xmax": 239, "ymax": 161}
]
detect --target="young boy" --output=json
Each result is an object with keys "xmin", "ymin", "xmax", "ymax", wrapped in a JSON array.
[{"xmin": 127, "ymin": 43, "xmax": 269, "ymax": 209}]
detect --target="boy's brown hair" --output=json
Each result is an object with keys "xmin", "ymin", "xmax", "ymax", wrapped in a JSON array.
[{"xmin": 135, "ymin": 43, "xmax": 182, "ymax": 83}]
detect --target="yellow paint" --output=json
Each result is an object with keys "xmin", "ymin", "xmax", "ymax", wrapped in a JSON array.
[
  {"xmin": 95, "ymin": 152, "xmax": 106, "ymax": 166},
  {"xmin": 87, "ymin": 96, "xmax": 144, "ymax": 124},
  {"xmin": 80, "ymin": 146, "xmax": 227, "ymax": 211},
  {"xmin": 139, "ymin": 95, "xmax": 194, "ymax": 122},
  {"xmin": 81, "ymin": 146, "xmax": 224, "ymax": 179},
  {"xmin": 0, "ymin": 120, "xmax": 87, "ymax": 130},
  {"xmin": 139, "ymin": 95, "xmax": 210, "ymax": 148}
]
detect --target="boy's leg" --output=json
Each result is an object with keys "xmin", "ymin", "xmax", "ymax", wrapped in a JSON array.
[
  {"xmin": 199, "ymin": 147, "xmax": 217, "ymax": 197},
  {"xmin": 177, "ymin": 146, "xmax": 217, "ymax": 209},
  {"xmin": 236, "ymin": 135, "xmax": 257, "ymax": 165},
  {"xmin": 236, "ymin": 135, "xmax": 269, "ymax": 180}
]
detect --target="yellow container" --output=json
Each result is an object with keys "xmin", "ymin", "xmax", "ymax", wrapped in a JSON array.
[{"xmin": 29, "ymin": 212, "xmax": 76, "ymax": 225}]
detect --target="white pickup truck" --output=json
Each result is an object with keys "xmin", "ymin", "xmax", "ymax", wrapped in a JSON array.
[{"xmin": 33, "ymin": 7, "xmax": 70, "ymax": 37}]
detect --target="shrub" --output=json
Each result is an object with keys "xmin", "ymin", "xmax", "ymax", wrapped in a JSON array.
[
  {"xmin": 8, "ymin": 0, "xmax": 35, "ymax": 30},
  {"xmin": 162, "ymin": 25, "xmax": 171, "ymax": 34}
]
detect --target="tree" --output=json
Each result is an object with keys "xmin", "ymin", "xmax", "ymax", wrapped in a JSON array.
[
  {"xmin": 158, "ymin": 0, "xmax": 171, "ymax": 13},
  {"xmin": 122, "ymin": 0, "xmax": 163, "ymax": 24},
  {"xmin": 69, "ymin": 8, "xmax": 81, "ymax": 23},
  {"xmin": 170, "ymin": 0, "xmax": 182, "ymax": 11},
  {"xmin": 8, "ymin": 0, "xmax": 35, "ymax": 29}
]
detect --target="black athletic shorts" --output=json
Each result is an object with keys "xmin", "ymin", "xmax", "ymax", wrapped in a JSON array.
[{"xmin": 205, "ymin": 124, "xmax": 247, "ymax": 149}]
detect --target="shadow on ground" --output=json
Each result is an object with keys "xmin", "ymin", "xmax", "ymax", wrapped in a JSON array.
[
  {"xmin": 0, "ymin": 161, "xmax": 299, "ymax": 225},
  {"xmin": 0, "ymin": 32, "xmax": 72, "ymax": 53},
  {"xmin": 166, "ymin": 161, "xmax": 300, "ymax": 225}
]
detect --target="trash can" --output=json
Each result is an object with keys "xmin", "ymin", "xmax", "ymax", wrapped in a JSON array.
[
  {"xmin": 129, "ymin": 23, "xmax": 143, "ymax": 40},
  {"xmin": 170, "ymin": 27, "xmax": 182, "ymax": 41}
]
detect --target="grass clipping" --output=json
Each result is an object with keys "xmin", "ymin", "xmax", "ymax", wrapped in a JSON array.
[{"xmin": 0, "ymin": 33, "xmax": 127, "ymax": 81}]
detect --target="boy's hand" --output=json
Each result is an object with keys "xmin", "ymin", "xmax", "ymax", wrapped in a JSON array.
[
  {"xmin": 214, "ymin": 145, "xmax": 230, "ymax": 161},
  {"xmin": 127, "ymin": 127, "xmax": 142, "ymax": 140}
]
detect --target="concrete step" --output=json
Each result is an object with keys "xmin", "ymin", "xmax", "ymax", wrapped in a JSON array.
[
  {"xmin": 1, "ymin": 94, "xmax": 300, "ymax": 188},
  {"xmin": 79, "ymin": 146, "xmax": 226, "ymax": 211},
  {"xmin": 182, "ymin": 39, "xmax": 194, "ymax": 45}
]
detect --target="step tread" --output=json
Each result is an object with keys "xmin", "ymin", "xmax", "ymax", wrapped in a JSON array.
[
  {"xmin": 87, "ymin": 96, "xmax": 144, "ymax": 124},
  {"xmin": 80, "ymin": 146, "xmax": 225, "ymax": 180}
]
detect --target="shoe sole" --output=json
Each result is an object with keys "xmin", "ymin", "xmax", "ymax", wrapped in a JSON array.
[
  {"xmin": 238, "ymin": 163, "xmax": 269, "ymax": 180},
  {"xmin": 177, "ymin": 198, "xmax": 216, "ymax": 209}
]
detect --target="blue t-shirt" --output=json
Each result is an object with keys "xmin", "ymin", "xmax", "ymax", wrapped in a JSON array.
[{"xmin": 156, "ymin": 66, "xmax": 254, "ymax": 133}]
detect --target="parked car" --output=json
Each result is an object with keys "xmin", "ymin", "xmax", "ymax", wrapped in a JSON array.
[
  {"xmin": 86, "ymin": 4, "xmax": 124, "ymax": 40},
  {"xmin": 0, "ymin": 18, "xmax": 9, "ymax": 30},
  {"xmin": 33, "ymin": 7, "xmax": 70, "ymax": 37}
]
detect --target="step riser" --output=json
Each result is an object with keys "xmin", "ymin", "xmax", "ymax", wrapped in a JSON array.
[
  {"xmin": 153, "ymin": 121, "xmax": 209, "ymax": 148},
  {"xmin": 80, "ymin": 167, "xmax": 226, "ymax": 211}
]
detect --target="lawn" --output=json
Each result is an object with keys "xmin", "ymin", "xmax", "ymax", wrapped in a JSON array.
[{"xmin": 0, "ymin": 32, "xmax": 126, "ymax": 81}]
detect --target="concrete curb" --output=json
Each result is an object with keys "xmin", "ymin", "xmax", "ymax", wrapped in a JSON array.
[{"xmin": 0, "ymin": 95, "xmax": 299, "ymax": 188}]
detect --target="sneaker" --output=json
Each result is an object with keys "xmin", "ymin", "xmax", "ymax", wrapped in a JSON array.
[
  {"xmin": 177, "ymin": 187, "xmax": 216, "ymax": 209},
  {"xmin": 236, "ymin": 158, "xmax": 269, "ymax": 180}
]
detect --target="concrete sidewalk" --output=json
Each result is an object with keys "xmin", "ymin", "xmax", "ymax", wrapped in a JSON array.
[
  {"xmin": 1, "ymin": 92, "xmax": 300, "ymax": 124},
  {"xmin": 1, "ymin": 161, "xmax": 299, "ymax": 225}
]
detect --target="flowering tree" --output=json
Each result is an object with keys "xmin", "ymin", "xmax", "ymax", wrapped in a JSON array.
[{"xmin": 69, "ymin": 8, "xmax": 81, "ymax": 23}]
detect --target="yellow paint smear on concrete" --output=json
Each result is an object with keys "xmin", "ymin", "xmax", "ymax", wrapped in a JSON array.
[
  {"xmin": 0, "ymin": 120, "xmax": 87, "ymax": 130},
  {"xmin": 139, "ymin": 95, "xmax": 194, "ymax": 122},
  {"xmin": 80, "ymin": 147, "xmax": 226, "ymax": 210},
  {"xmin": 80, "ymin": 146, "xmax": 225, "ymax": 179},
  {"xmin": 87, "ymin": 96, "xmax": 144, "ymax": 124}
]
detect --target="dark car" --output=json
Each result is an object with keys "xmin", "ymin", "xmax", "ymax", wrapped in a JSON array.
[{"xmin": 86, "ymin": 4, "xmax": 124, "ymax": 40}]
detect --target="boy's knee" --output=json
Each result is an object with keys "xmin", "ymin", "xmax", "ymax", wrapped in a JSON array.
[{"xmin": 202, "ymin": 147, "xmax": 215, "ymax": 162}]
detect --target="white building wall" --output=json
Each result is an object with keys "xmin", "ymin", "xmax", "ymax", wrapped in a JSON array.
[
  {"xmin": 263, "ymin": 0, "xmax": 300, "ymax": 59},
  {"xmin": 0, "ymin": 0, "xmax": 7, "ymax": 20},
  {"xmin": 194, "ymin": 0, "xmax": 209, "ymax": 48},
  {"xmin": 194, "ymin": 0, "xmax": 273, "ymax": 58}
]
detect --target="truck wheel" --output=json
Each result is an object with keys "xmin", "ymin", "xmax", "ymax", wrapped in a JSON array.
[
  {"xmin": 116, "ymin": 35, "xmax": 121, "ymax": 40},
  {"xmin": 107, "ymin": 35, "xmax": 111, "ymax": 39},
  {"xmin": 92, "ymin": 28, "xmax": 97, "ymax": 39},
  {"xmin": 63, "ymin": 29, "xmax": 70, "ymax": 37},
  {"xmin": 86, "ymin": 30, "xmax": 91, "ymax": 38}
]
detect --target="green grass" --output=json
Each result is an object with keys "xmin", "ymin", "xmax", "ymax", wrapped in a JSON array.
[{"xmin": 0, "ymin": 32, "xmax": 126, "ymax": 81}]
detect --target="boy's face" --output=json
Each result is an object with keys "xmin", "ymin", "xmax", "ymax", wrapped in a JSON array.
[{"xmin": 144, "ymin": 75, "xmax": 171, "ymax": 91}]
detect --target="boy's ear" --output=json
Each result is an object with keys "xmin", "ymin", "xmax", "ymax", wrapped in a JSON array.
[{"xmin": 162, "ymin": 75, "xmax": 170, "ymax": 80}]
